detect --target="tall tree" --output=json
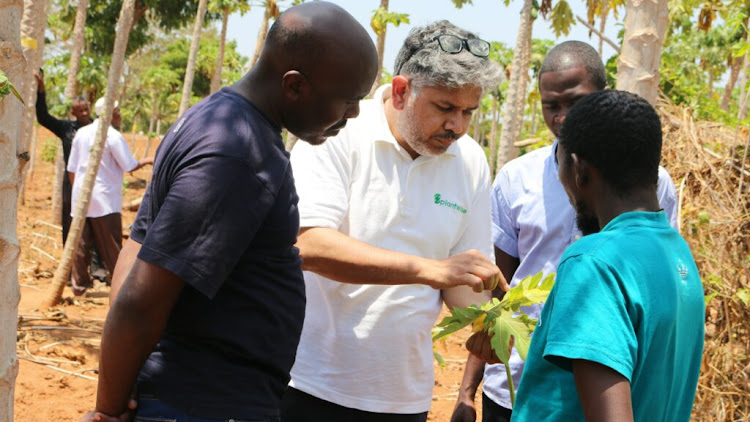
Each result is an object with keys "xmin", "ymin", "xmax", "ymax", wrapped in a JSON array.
[
  {"xmin": 64, "ymin": 0, "xmax": 88, "ymax": 100},
  {"xmin": 52, "ymin": 0, "xmax": 89, "ymax": 225},
  {"xmin": 497, "ymin": 0, "xmax": 534, "ymax": 170},
  {"xmin": 249, "ymin": 0, "xmax": 279, "ymax": 68},
  {"xmin": 178, "ymin": 0, "xmax": 209, "ymax": 117},
  {"xmin": 615, "ymin": 0, "xmax": 668, "ymax": 105},
  {"xmin": 45, "ymin": 0, "xmax": 138, "ymax": 308},
  {"xmin": 18, "ymin": 0, "xmax": 50, "ymax": 205},
  {"xmin": 0, "ymin": 0, "xmax": 25, "ymax": 417},
  {"xmin": 209, "ymin": 0, "xmax": 251, "ymax": 94},
  {"xmin": 368, "ymin": 1, "xmax": 409, "ymax": 96}
]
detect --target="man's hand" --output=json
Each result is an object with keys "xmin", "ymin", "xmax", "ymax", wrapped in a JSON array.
[
  {"xmin": 33, "ymin": 69, "xmax": 44, "ymax": 93},
  {"xmin": 420, "ymin": 249, "xmax": 502, "ymax": 293},
  {"xmin": 80, "ymin": 386, "xmax": 137, "ymax": 422},
  {"xmin": 466, "ymin": 330, "xmax": 504, "ymax": 365},
  {"xmin": 450, "ymin": 397, "xmax": 477, "ymax": 422}
]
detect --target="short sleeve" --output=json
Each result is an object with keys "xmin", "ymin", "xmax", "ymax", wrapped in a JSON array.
[
  {"xmin": 67, "ymin": 134, "xmax": 80, "ymax": 173},
  {"xmin": 449, "ymin": 155, "xmax": 494, "ymax": 260},
  {"xmin": 108, "ymin": 130, "xmax": 139, "ymax": 172},
  {"xmin": 290, "ymin": 136, "xmax": 351, "ymax": 229},
  {"xmin": 490, "ymin": 170, "xmax": 519, "ymax": 257},
  {"xmin": 542, "ymin": 254, "xmax": 637, "ymax": 381},
  {"xmin": 656, "ymin": 166, "xmax": 678, "ymax": 229},
  {"xmin": 133, "ymin": 156, "xmax": 275, "ymax": 298}
]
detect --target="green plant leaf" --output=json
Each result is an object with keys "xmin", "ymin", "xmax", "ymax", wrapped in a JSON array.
[{"xmin": 432, "ymin": 271, "xmax": 555, "ymax": 363}]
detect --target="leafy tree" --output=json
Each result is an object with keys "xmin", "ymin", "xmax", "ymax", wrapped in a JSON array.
[{"xmin": 369, "ymin": 1, "xmax": 409, "ymax": 95}]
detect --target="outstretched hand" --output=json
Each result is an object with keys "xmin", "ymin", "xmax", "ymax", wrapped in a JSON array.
[
  {"xmin": 466, "ymin": 330, "xmax": 505, "ymax": 365},
  {"xmin": 422, "ymin": 249, "xmax": 504, "ymax": 293},
  {"xmin": 33, "ymin": 69, "xmax": 44, "ymax": 93}
]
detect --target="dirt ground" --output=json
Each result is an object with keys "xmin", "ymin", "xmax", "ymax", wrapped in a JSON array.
[{"xmin": 14, "ymin": 128, "xmax": 482, "ymax": 421}]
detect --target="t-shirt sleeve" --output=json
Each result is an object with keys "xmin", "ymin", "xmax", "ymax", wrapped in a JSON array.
[
  {"xmin": 133, "ymin": 156, "xmax": 275, "ymax": 298},
  {"xmin": 449, "ymin": 155, "xmax": 494, "ymax": 260},
  {"xmin": 542, "ymin": 254, "xmax": 637, "ymax": 381},
  {"xmin": 490, "ymin": 170, "xmax": 519, "ymax": 257},
  {"xmin": 108, "ymin": 131, "xmax": 139, "ymax": 172},
  {"xmin": 290, "ymin": 135, "xmax": 350, "ymax": 229},
  {"xmin": 656, "ymin": 166, "xmax": 678, "ymax": 229},
  {"xmin": 67, "ymin": 134, "xmax": 80, "ymax": 173}
]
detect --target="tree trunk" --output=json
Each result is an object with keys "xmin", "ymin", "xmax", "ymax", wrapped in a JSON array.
[
  {"xmin": 615, "ymin": 0, "xmax": 668, "ymax": 105},
  {"xmin": 0, "ymin": 0, "xmax": 25, "ymax": 417},
  {"xmin": 721, "ymin": 56, "xmax": 742, "ymax": 111},
  {"xmin": 51, "ymin": 148, "xmax": 64, "ymax": 224},
  {"xmin": 738, "ymin": 29, "xmax": 750, "ymax": 122},
  {"xmin": 19, "ymin": 0, "xmax": 49, "ymax": 205},
  {"xmin": 497, "ymin": 0, "xmax": 533, "ymax": 171},
  {"xmin": 64, "ymin": 0, "xmax": 88, "ymax": 100},
  {"xmin": 598, "ymin": 0, "xmax": 608, "ymax": 57},
  {"xmin": 210, "ymin": 6, "xmax": 230, "ymax": 94},
  {"xmin": 178, "ymin": 0, "xmax": 209, "ymax": 117},
  {"xmin": 473, "ymin": 108, "xmax": 483, "ymax": 144},
  {"xmin": 44, "ymin": 0, "xmax": 137, "ymax": 308},
  {"xmin": 530, "ymin": 98, "xmax": 538, "ymax": 135},
  {"xmin": 250, "ymin": 0, "xmax": 276, "ymax": 68},
  {"xmin": 369, "ymin": 0, "xmax": 389, "ymax": 96},
  {"xmin": 488, "ymin": 96, "xmax": 499, "ymax": 176}
]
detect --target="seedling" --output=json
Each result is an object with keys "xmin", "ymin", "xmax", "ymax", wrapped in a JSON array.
[
  {"xmin": 0, "ymin": 70, "xmax": 24, "ymax": 104},
  {"xmin": 432, "ymin": 271, "xmax": 555, "ymax": 405}
]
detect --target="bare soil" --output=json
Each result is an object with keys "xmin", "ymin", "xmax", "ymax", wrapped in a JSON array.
[{"xmin": 14, "ymin": 128, "xmax": 480, "ymax": 421}]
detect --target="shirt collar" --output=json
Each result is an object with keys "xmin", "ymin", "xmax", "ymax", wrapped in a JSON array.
[{"xmin": 372, "ymin": 84, "xmax": 459, "ymax": 159}]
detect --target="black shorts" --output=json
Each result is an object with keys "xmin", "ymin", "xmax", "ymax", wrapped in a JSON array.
[{"xmin": 281, "ymin": 387, "xmax": 428, "ymax": 422}]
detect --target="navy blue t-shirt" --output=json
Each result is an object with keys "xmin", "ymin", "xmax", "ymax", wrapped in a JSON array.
[{"xmin": 130, "ymin": 88, "xmax": 306, "ymax": 420}]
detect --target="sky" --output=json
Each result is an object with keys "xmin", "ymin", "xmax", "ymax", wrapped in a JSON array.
[{"xmin": 224, "ymin": 0, "xmax": 622, "ymax": 74}]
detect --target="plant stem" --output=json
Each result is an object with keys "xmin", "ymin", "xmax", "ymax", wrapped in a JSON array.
[{"xmin": 505, "ymin": 361, "xmax": 516, "ymax": 406}]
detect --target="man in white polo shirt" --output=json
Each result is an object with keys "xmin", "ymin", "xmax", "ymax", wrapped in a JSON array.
[
  {"xmin": 452, "ymin": 41, "xmax": 679, "ymax": 422},
  {"xmin": 281, "ymin": 21, "xmax": 505, "ymax": 422},
  {"xmin": 67, "ymin": 98, "xmax": 152, "ymax": 295}
]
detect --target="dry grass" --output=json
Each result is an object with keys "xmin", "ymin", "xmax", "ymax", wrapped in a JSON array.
[{"xmin": 658, "ymin": 98, "xmax": 750, "ymax": 421}]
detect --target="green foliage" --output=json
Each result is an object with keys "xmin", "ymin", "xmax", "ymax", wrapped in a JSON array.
[
  {"xmin": 0, "ymin": 70, "xmax": 24, "ymax": 104},
  {"xmin": 41, "ymin": 139, "xmax": 59, "ymax": 163},
  {"xmin": 370, "ymin": 7, "xmax": 410, "ymax": 36},
  {"xmin": 547, "ymin": 0, "xmax": 574, "ymax": 37},
  {"xmin": 433, "ymin": 272, "xmax": 555, "ymax": 362},
  {"xmin": 55, "ymin": 0, "xmax": 220, "ymax": 57}
]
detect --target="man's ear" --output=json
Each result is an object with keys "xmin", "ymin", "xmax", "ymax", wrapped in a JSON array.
[
  {"xmin": 571, "ymin": 153, "xmax": 591, "ymax": 188},
  {"xmin": 281, "ymin": 70, "xmax": 309, "ymax": 101},
  {"xmin": 390, "ymin": 75, "xmax": 411, "ymax": 111}
]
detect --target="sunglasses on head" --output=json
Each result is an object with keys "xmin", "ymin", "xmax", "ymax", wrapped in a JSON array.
[{"xmin": 396, "ymin": 34, "xmax": 491, "ymax": 74}]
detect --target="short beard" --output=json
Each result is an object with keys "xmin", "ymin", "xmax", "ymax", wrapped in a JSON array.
[
  {"xmin": 575, "ymin": 199, "xmax": 600, "ymax": 236},
  {"xmin": 396, "ymin": 98, "xmax": 458, "ymax": 157}
]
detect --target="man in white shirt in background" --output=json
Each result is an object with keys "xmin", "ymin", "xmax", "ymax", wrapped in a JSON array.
[
  {"xmin": 281, "ymin": 20, "xmax": 505, "ymax": 422},
  {"xmin": 67, "ymin": 98, "xmax": 153, "ymax": 296},
  {"xmin": 451, "ymin": 40, "xmax": 679, "ymax": 422}
]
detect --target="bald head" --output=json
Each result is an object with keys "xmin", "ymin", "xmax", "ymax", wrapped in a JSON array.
[
  {"xmin": 245, "ymin": 1, "xmax": 378, "ymax": 145},
  {"xmin": 539, "ymin": 41, "xmax": 606, "ymax": 90},
  {"xmin": 262, "ymin": 2, "xmax": 377, "ymax": 76}
]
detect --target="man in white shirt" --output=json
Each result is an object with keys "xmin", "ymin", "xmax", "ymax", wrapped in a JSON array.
[
  {"xmin": 281, "ymin": 21, "xmax": 505, "ymax": 422},
  {"xmin": 67, "ymin": 98, "xmax": 152, "ymax": 295},
  {"xmin": 451, "ymin": 41, "xmax": 679, "ymax": 422}
]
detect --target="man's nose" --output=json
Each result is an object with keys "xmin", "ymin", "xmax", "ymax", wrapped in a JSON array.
[
  {"xmin": 344, "ymin": 101, "xmax": 360, "ymax": 120},
  {"xmin": 445, "ymin": 111, "xmax": 468, "ymax": 134}
]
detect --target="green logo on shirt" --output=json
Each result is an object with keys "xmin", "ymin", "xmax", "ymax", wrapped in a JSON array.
[{"xmin": 434, "ymin": 193, "xmax": 467, "ymax": 214}]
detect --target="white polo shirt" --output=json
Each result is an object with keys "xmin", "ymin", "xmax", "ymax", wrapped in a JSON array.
[
  {"xmin": 483, "ymin": 142, "xmax": 679, "ymax": 409},
  {"xmin": 289, "ymin": 84, "xmax": 493, "ymax": 414},
  {"xmin": 67, "ymin": 119, "xmax": 138, "ymax": 218}
]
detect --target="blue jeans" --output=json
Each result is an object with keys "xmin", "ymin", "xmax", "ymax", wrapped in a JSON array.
[{"xmin": 135, "ymin": 394, "xmax": 278, "ymax": 422}]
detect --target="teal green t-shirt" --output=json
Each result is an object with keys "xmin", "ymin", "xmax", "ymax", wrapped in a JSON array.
[{"xmin": 511, "ymin": 211, "xmax": 704, "ymax": 421}]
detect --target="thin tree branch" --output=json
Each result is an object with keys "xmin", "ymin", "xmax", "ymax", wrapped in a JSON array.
[{"xmin": 575, "ymin": 15, "xmax": 621, "ymax": 54}]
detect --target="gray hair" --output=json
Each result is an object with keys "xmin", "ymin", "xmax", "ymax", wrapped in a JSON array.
[{"xmin": 393, "ymin": 20, "xmax": 503, "ymax": 93}]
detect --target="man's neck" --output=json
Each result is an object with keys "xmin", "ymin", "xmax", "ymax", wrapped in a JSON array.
[
  {"xmin": 231, "ymin": 69, "xmax": 282, "ymax": 129},
  {"xmin": 594, "ymin": 185, "xmax": 661, "ymax": 229}
]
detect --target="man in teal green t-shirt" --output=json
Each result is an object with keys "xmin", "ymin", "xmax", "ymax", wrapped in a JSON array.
[{"xmin": 510, "ymin": 90, "xmax": 704, "ymax": 421}]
